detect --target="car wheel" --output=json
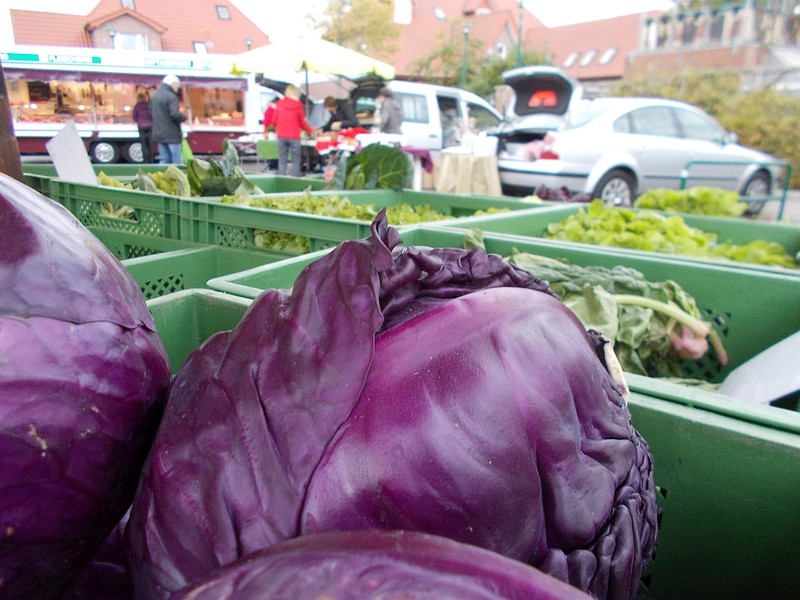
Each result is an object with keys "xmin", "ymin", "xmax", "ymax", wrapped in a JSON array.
[
  {"xmin": 593, "ymin": 169, "xmax": 636, "ymax": 207},
  {"xmin": 123, "ymin": 142, "xmax": 144, "ymax": 164},
  {"xmin": 90, "ymin": 141, "xmax": 120, "ymax": 164},
  {"xmin": 740, "ymin": 171, "xmax": 771, "ymax": 216}
]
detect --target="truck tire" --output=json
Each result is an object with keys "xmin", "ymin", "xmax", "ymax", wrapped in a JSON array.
[
  {"xmin": 90, "ymin": 141, "xmax": 120, "ymax": 164},
  {"xmin": 123, "ymin": 142, "xmax": 144, "ymax": 164}
]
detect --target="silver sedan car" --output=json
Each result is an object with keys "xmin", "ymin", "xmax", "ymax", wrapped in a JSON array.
[{"xmin": 496, "ymin": 96, "xmax": 784, "ymax": 207}]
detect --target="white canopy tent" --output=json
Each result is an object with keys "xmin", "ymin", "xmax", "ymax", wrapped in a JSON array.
[{"xmin": 231, "ymin": 37, "xmax": 395, "ymax": 108}]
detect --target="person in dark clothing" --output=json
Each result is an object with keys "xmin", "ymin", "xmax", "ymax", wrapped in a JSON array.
[
  {"xmin": 377, "ymin": 87, "xmax": 403, "ymax": 134},
  {"xmin": 321, "ymin": 96, "xmax": 359, "ymax": 132},
  {"xmin": 150, "ymin": 74, "xmax": 187, "ymax": 164},
  {"xmin": 132, "ymin": 91, "xmax": 155, "ymax": 163}
]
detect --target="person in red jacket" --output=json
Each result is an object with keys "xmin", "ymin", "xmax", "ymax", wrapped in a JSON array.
[
  {"xmin": 265, "ymin": 85, "xmax": 317, "ymax": 177},
  {"xmin": 263, "ymin": 100, "xmax": 276, "ymax": 136}
]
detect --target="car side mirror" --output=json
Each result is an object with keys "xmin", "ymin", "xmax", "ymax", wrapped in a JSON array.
[{"xmin": 725, "ymin": 131, "xmax": 738, "ymax": 145}]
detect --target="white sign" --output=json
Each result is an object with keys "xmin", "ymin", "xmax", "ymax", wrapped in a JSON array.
[{"xmin": 45, "ymin": 121, "xmax": 97, "ymax": 185}]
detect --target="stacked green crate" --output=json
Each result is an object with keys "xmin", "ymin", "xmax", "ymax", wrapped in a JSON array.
[
  {"xmin": 30, "ymin": 167, "xmax": 551, "ymax": 257},
  {"xmin": 83, "ymin": 228, "xmax": 282, "ymax": 300},
  {"xmin": 48, "ymin": 179, "xmax": 183, "ymax": 238},
  {"xmin": 441, "ymin": 203, "xmax": 800, "ymax": 275},
  {"xmin": 179, "ymin": 189, "xmax": 549, "ymax": 256},
  {"xmin": 146, "ymin": 289, "xmax": 250, "ymax": 372},
  {"xmin": 22, "ymin": 163, "xmax": 171, "ymax": 197},
  {"xmin": 249, "ymin": 175, "xmax": 328, "ymax": 193}
]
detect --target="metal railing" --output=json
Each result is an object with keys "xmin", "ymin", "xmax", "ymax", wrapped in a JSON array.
[{"xmin": 679, "ymin": 159, "xmax": 792, "ymax": 220}]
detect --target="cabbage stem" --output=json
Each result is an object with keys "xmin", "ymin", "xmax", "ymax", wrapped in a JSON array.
[{"xmin": 612, "ymin": 294, "xmax": 728, "ymax": 365}]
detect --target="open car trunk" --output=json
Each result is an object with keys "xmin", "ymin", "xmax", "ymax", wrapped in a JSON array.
[{"xmin": 494, "ymin": 66, "xmax": 584, "ymax": 154}]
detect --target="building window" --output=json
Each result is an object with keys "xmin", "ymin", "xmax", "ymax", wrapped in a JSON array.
[
  {"xmin": 194, "ymin": 41, "xmax": 208, "ymax": 53},
  {"xmin": 116, "ymin": 32, "xmax": 147, "ymax": 51},
  {"xmin": 579, "ymin": 49, "xmax": 597, "ymax": 66},
  {"xmin": 120, "ymin": 0, "xmax": 135, "ymax": 9},
  {"xmin": 562, "ymin": 51, "xmax": 580, "ymax": 68},
  {"xmin": 598, "ymin": 47, "xmax": 617, "ymax": 65},
  {"xmin": 496, "ymin": 42, "xmax": 507, "ymax": 59},
  {"xmin": 433, "ymin": 7, "xmax": 446, "ymax": 20},
  {"xmin": 216, "ymin": 5, "xmax": 231, "ymax": 20}
]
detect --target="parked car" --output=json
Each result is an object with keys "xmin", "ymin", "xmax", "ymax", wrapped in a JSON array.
[
  {"xmin": 350, "ymin": 78, "xmax": 502, "ymax": 153},
  {"xmin": 493, "ymin": 66, "xmax": 784, "ymax": 207}
]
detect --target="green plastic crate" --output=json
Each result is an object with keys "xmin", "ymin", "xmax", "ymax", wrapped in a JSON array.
[
  {"xmin": 22, "ymin": 163, "xmax": 175, "ymax": 178},
  {"xmin": 22, "ymin": 172, "xmax": 53, "ymax": 197},
  {"xmin": 48, "ymin": 179, "xmax": 183, "ymax": 238},
  {"xmin": 629, "ymin": 393, "xmax": 799, "ymax": 600},
  {"xmin": 87, "ymin": 228, "xmax": 279, "ymax": 299},
  {"xmin": 23, "ymin": 163, "xmax": 172, "ymax": 197},
  {"xmin": 443, "ymin": 203, "xmax": 800, "ymax": 275},
  {"xmin": 144, "ymin": 288, "xmax": 800, "ymax": 600},
  {"xmin": 207, "ymin": 226, "xmax": 800, "ymax": 386},
  {"xmin": 146, "ymin": 289, "xmax": 251, "ymax": 374},
  {"xmin": 180, "ymin": 189, "xmax": 548, "ymax": 255},
  {"xmin": 248, "ymin": 175, "xmax": 328, "ymax": 193},
  {"xmin": 123, "ymin": 246, "xmax": 279, "ymax": 300},
  {"xmin": 90, "ymin": 227, "xmax": 207, "ymax": 260}
]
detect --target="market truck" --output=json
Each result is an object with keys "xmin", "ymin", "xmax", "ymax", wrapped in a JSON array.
[{"xmin": 2, "ymin": 45, "xmax": 277, "ymax": 163}]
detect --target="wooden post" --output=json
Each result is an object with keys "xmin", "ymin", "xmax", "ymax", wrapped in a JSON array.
[{"xmin": 0, "ymin": 59, "xmax": 24, "ymax": 182}]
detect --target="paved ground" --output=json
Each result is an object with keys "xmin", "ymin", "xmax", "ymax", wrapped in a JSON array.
[{"xmin": 756, "ymin": 189, "xmax": 800, "ymax": 224}]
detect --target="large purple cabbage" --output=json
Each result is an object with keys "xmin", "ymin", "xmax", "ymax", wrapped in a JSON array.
[
  {"xmin": 171, "ymin": 529, "xmax": 593, "ymax": 600},
  {"xmin": 126, "ymin": 211, "xmax": 657, "ymax": 599},
  {"xmin": 0, "ymin": 174, "xmax": 171, "ymax": 598}
]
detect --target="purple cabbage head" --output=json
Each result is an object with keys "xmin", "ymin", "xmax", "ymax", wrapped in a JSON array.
[
  {"xmin": 171, "ymin": 529, "xmax": 594, "ymax": 600},
  {"xmin": 0, "ymin": 174, "xmax": 171, "ymax": 598},
  {"xmin": 126, "ymin": 211, "xmax": 658, "ymax": 599}
]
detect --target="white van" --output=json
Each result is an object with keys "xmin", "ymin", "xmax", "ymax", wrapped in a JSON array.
[{"xmin": 350, "ymin": 79, "xmax": 502, "ymax": 154}]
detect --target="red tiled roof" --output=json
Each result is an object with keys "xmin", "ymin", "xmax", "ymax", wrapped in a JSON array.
[
  {"xmin": 522, "ymin": 13, "xmax": 652, "ymax": 81},
  {"xmin": 10, "ymin": 0, "xmax": 270, "ymax": 53},
  {"xmin": 84, "ymin": 8, "xmax": 167, "ymax": 34},
  {"xmin": 11, "ymin": 12, "xmax": 92, "ymax": 47}
]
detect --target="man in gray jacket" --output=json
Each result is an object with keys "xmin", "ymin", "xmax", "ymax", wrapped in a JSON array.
[
  {"xmin": 377, "ymin": 87, "xmax": 403, "ymax": 135},
  {"xmin": 150, "ymin": 74, "xmax": 187, "ymax": 164}
]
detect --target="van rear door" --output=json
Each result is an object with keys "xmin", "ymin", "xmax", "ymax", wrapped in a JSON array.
[
  {"xmin": 436, "ymin": 94, "xmax": 462, "ymax": 149},
  {"xmin": 394, "ymin": 89, "xmax": 441, "ymax": 150}
]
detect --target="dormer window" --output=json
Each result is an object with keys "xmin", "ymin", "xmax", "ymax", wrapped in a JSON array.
[
  {"xmin": 216, "ymin": 5, "xmax": 231, "ymax": 20},
  {"xmin": 121, "ymin": 0, "xmax": 135, "ymax": 9},
  {"xmin": 579, "ymin": 50, "xmax": 597, "ymax": 67},
  {"xmin": 599, "ymin": 47, "xmax": 617, "ymax": 65},
  {"xmin": 115, "ymin": 31, "xmax": 148, "ymax": 51},
  {"xmin": 562, "ymin": 52, "xmax": 579, "ymax": 68}
]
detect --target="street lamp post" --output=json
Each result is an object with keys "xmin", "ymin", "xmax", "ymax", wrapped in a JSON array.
[
  {"xmin": 461, "ymin": 21, "xmax": 472, "ymax": 89},
  {"xmin": 107, "ymin": 27, "xmax": 116, "ymax": 50}
]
